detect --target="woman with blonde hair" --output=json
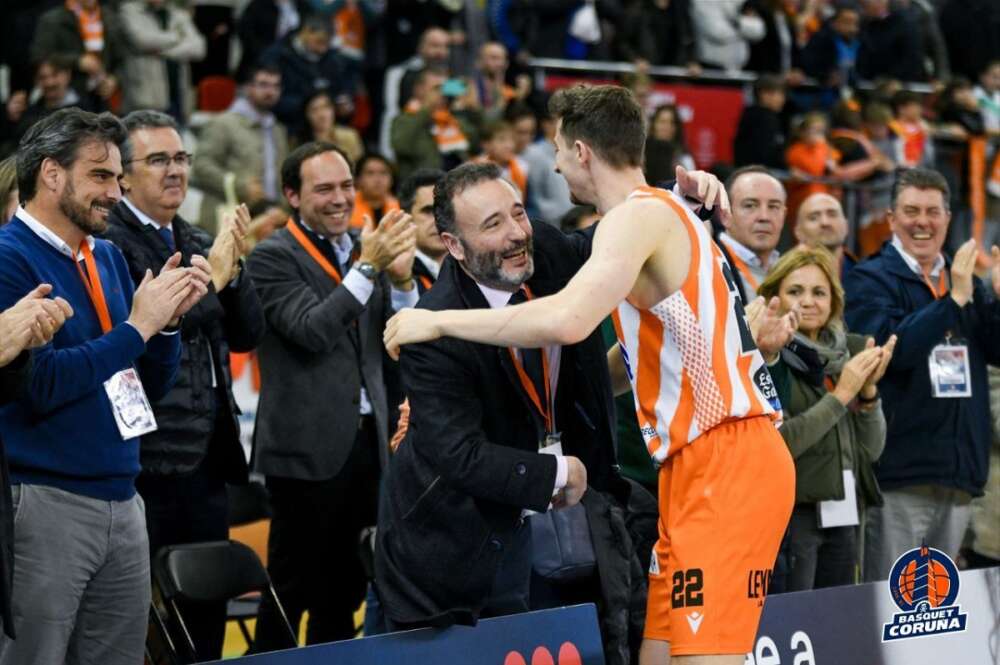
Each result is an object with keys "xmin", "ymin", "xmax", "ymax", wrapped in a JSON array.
[
  {"xmin": 0, "ymin": 156, "xmax": 17, "ymax": 224},
  {"xmin": 758, "ymin": 246, "xmax": 896, "ymax": 591}
]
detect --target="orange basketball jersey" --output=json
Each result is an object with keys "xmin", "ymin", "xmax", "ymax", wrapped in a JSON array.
[{"xmin": 611, "ymin": 186, "xmax": 781, "ymax": 467}]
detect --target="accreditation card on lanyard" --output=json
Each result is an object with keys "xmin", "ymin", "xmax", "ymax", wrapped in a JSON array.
[
  {"xmin": 922, "ymin": 270, "xmax": 972, "ymax": 398},
  {"xmin": 507, "ymin": 286, "xmax": 561, "ymax": 457},
  {"xmin": 77, "ymin": 243, "xmax": 158, "ymax": 439}
]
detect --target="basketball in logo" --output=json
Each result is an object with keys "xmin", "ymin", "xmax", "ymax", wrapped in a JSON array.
[{"xmin": 887, "ymin": 546, "xmax": 960, "ymax": 612}]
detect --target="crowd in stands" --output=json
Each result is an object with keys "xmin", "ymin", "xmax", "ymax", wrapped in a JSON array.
[{"xmin": 0, "ymin": 0, "xmax": 999, "ymax": 662}]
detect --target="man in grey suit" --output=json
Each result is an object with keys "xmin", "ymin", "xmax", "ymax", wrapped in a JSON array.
[{"xmin": 247, "ymin": 141, "xmax": 417, "ymax": 649}]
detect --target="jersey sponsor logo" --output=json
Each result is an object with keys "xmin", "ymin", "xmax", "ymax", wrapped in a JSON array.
[
  {"xmin": 649, "ymin": 552, "xmax": 660, "ymax": 575},
  {"xmin": 686, "ymin": 611, "xmax": 705, "ymax": 635},
  {"xmin": 746, "ymin": 568, "xmax": 772, "ymax": 607},
  {"xmin": 639, "ymin": 422, "xmax": 657, "ymax": 443},
  {"xmin": 753, "ymin": 365, "xmax": 782, "ymax": 413},
  {"xmin": 882, "ymin": 545, "xmax": 967, "ymax": 641}
]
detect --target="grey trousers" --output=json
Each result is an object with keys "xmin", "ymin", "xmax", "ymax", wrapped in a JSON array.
[
  {"xmin": 0, "ymin": 484, "xmax": 151, "ymax": 665},
  {"xmin": 863, "ymin": 484, "xmax": 972, "ymax": 583}
]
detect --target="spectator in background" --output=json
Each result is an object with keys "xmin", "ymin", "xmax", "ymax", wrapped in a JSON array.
[
  {"xmin": 297, "ymin": 89, "xmax": 364, "ymax": 164},
  {"xmin": 380, "ymin": 27, "xmax": 452, "ymax": 158},
  {"xmin": 720, "ymin": 165, "xmax": 787, "ymax": 297},
  {"xmin": 616, "ymin": 0, "xmax": 700, "ymax": 74},
  {"xmin": 745, "ymin": 0, "xmax": 804, "ymax": 79},
  {"xmin": 237, "ymin": 0, "xmax": 308, "ymax": 82},
  {"xmin": 398, "ymin": 168, "xmax": 447, "ymax": 293},
  {"xmin": 759, "ymin": 247, "xmax": 891, "ymax": 592},
  {"xmin": 975, "ymin": 61, "xmax": 1000, "ymax": 135},
  {"xmin": 505, "ymin": 104, "xmax": 538, "ymax": 159},
  {"xmin": 192, "ymin": 65, "xmax": 290, "ymax": 233},
  {"xmin": 734, "ymin": 74, "xmax": 788, "ymax": 169},
  {"xmin": 390, "ymin": 68, "xmax": 480, "ymax": 184},
  {"xmin": 30, "ymin": 0, "xmax": 124, "ymax": 110},
  {"xmin": 844, "ymin": 168, "xmax": 1000, "ymax": 581},
  {"xmin": 119, "ymin": 0, "xmax": 207, "ymax": 122},
  {"xmin": 188, "ymin": 0, "xmax": 237, "ymax": 83},
  {"xmin": 856, "ymin": 0, "xmax": 926, "ymax": 82},
  {"xmin": 0, "ymin": 108, "xmax": 203, "ymax": 664},
  {"xmin": 102, "ymin": 110, "xmax": 265, "ymax": 660},
  {"xmin": 795, "ymin": 192, "xmax": 858, "ymax": 280},
  {"xmin": 644, "ymin": 104, "xmax": 694, "ymax": 186},
  {"xmin": 247, "ymin": 142, "xmax": 417, "ymax": 649},
  {"xmin": 1, "ymin": 57, "xmax": 99, "ymax": 154},
  {"xmin": 559, "ymin": 204, "xmax": 601, "ymax": 233},
  {"xmin": 0, "ymin": 158, "xmax": 15, "ymax": 224},
  {"xmin": 691, "ymin": 0, "xmax": 766, "ymax": 71},
  {"xmin": 889, "ymin": 91, "xmax": 934, "ymax": 168},
  {"xmin": 523, "ymin": 108, "xmax": 573, "ymax": 225},
  {"xmin": 471, "ymin": 42, "xmax": 527, "ymax": 121},
  {"xmin": 939, "ymin": 0, "xmax": 1000, "ymax": 82},
  {"xmin": 520, "ymin": 0, "xmax": 623, "ymax": 61},
  {"xmin": 801, "ymin": 4, "xmax": 861, "ymax": 89},
  {"xmin": 895, "ymin": 0, "xmax": 950, "ymax": 82},
  {"xmin": 856, "ymin": 101, "xmax": 898, "ymax": 256},
  {"xmin": 475, "ymin": 120, "xmax": 528, "ymax": 198},
  {"xmin": 350, "ymin": 153, "xmax": 400, "ymax": 230},
  {"xmin": 260, "ymin": 15, "xmax": 355, "ymax": 137}
]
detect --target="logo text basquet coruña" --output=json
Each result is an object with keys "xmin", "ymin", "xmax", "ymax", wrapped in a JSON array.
[{"xmin": 881, "ymin": 545, "xmax": 968, "ymax": 642}]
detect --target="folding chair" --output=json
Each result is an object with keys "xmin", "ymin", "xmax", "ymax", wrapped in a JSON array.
[
  {"xmin": 197, "ymin": 76, "xmax": 237, "ymax": 112},
  {"xmin": 153, "ymin": 540, "xmax": 296, "ymax": 662}
]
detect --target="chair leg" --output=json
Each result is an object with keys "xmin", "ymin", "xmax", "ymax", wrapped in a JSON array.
[{"xmin": 237, "ymin": 618, "xmax": 253, "ymax": 649}]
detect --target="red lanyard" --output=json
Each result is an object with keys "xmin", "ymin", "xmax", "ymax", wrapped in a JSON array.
[
  {"xmin": 922, "ymin": 270, "xmax": 947, "ymax": 299},
  {"xmin": 75, "ymin": 242, "xmax": 112, "ymax": 333},
  {"xmin": 506, "ymin": 286, "xmax": 554, "ymax": 433},
  {"xmin": 286, "ymin": 217, "xmax": 343, "ymax": 284}
]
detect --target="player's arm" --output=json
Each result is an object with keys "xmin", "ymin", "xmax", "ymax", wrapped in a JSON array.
[
  {"xmin": 385, "ymin": 199, "xmax": 682, "ymax": 355},
  {"xmin": 607, "ymin": 344, "xmax": 630, "ymax": 397}
]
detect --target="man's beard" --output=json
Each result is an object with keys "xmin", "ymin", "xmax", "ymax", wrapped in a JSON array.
[
  {"xmin": 460, "ymin": 235, "xmax": 535, "ymax": 291},
  {"xmin": 59, "ymin": 179, "xmax": 113, "ymax": 235}
]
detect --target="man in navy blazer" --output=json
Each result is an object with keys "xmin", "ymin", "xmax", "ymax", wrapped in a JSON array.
[{"xmin": 844, "ymin": 167, "xmax": 1000, "ymax": 581}]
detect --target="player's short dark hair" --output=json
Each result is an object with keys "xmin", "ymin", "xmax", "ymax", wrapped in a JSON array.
[
  {"xmin": 399, "ymin": 168, "xmax": 444, "ymax": 213},
  {"xmin": 434, "ymin": 162, "xmax": 503, "ymax": 236},
  {"xmin": 549, "ymin": 84, "xmax": 645, "ymax": 168}
]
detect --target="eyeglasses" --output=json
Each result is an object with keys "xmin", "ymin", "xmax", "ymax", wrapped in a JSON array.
[{"xmin": 127, "ymin": 152, "xmax": 193, "ymax": 169}]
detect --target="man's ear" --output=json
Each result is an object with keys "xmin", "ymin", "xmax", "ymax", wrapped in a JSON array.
[
  {"xmin": 38, "ymin": 157, "xmax": 63, "ymax": 194},
  {"xmin": 284, "ymin": 186, "xmax": 300, "ymax": 211},
  {"xmin": 441, "ymin": 231, "xmax": 464, "ymax": 262}
]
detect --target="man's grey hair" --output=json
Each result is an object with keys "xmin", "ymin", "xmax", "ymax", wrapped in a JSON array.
[
  {"xmin": 17, "ymin": 108, "xmax": 127, "ymax": 203},
  {"xmin": 121, "ymin": 110, "xmax": 180, "ymax": 170},
  {"xmin": 891, "ymin": 167, "xmax": 951, "ymax": 211}
]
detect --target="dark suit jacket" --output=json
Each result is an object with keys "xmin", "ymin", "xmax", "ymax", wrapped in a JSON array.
[
  {"xmin": 247, "ymin": 223, "xmax": 396, "ymax": 480},
  {"xmin": 375, "ymin": 221, "xmax": 626, "ymax": 627},
  {"xmin": 0, "ymin": 351, "xmax": 29, "ymax": 639},
  {"xmin": 102, "ymin": 203, "xmax": 264, "ymax": 481}
]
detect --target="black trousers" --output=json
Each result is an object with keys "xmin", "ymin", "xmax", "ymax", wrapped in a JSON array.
[
  {"xmin": 254, "ymin": 417, "xmax": 380, "ymax": 651},
  {"xmin": 137, "ymin": 456, "xmax": 230, "ymax": 660},
  {"xmin": 785, "ymin": 503, "xmax": 859, "ymax": 592}
]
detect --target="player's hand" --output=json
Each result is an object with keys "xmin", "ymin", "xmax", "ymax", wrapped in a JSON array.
[
  {"xmin": 384, "ymin": 308, "xmax": 443, "ymax": 360},
  {"xmin": 675, "ymin": 165, "xmax": 731, "ymax": 217},
  {"xmin": 552, "ymin": 456, "xmax": 587, "ymax": 510}
]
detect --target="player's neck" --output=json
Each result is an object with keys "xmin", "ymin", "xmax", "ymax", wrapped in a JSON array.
[{"xmin": 594, "ymin": 166, "xmax": 647, "ymax": 214}]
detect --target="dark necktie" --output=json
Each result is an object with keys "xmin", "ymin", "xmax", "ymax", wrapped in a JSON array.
[
  {"xmin": 157, "ymin": 226, "xmax": 176, "ymax": 253},
  {"xmin": 509, "ymin": 289, "xmax": 547, "ymax": 416}
]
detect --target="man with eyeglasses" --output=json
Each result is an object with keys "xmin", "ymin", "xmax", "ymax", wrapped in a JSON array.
[
  {"xmin": 192, "ymin": 63, "xmax": 289, "ymax": 234},
  {"xmin": 103, "ymin": 109, "xmax": 265, "ymax": 660}
]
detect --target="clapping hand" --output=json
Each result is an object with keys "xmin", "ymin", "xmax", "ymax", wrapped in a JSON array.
[{"xmin": 0, "ymin": 284, "xmax": 74, "ymax": 366}]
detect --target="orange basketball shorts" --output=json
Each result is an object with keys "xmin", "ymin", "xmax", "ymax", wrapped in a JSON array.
[{"xmin": 644, "ymin": 415, "xmax": 795, "ymax": 656}]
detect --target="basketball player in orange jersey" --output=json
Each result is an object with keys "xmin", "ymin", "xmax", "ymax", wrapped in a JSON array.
[{"xmin": 385, "ymin": 84, "xmax": 802, "ymax": 664}]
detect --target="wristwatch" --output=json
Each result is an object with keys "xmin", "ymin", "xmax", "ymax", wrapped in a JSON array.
[{"xmin": 355, "ymin": 261, "xmax": 378, "ymax": 280}]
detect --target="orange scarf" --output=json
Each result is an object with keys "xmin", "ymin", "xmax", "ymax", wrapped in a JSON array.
[
  {"xmin": 66, "ymin": 0, "xmax": 104, "ymax": 52},
  {"xmin": 889, "ymin": 120, "xmax": 928, "ymax": 167},
  {"xmin": 349, "ymin": 193, "xmax": 400, "ymax": 229},
  {"xmin": 405, "ymin": 100, "xmax": 469, "ymax": 154},
  {"xmin": 334, "ymin": 4, "xmax": 365, "ymax": 59}
]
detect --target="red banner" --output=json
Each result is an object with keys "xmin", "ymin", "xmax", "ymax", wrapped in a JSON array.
[{"xmin": 544, "ymin": 75, "xmax": 746, "ymax": 168}]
